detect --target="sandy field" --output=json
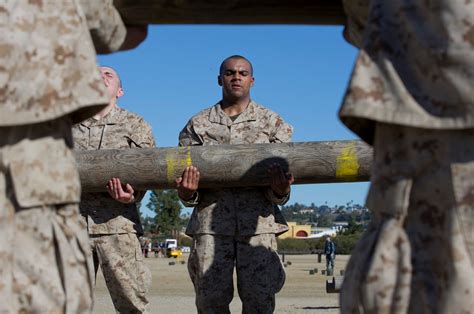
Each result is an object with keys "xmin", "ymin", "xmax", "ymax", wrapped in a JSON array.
[{"xmin": 93, "ymin": 254, "xmax": 349, "ymax": 313}]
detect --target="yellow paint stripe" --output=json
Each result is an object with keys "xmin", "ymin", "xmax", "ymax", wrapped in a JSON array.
[
  {"xmin": 166, "ymin": 147, "xmax": 192, "ymax": 183},
  {"xmin": 336, "ymin": 142, "xmax": 359, "ymax": 181}
]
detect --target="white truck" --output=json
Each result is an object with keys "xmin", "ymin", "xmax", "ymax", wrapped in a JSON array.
[{"xmin": 164, "ymin": 238, "xmax": 177, "ymax": 249}]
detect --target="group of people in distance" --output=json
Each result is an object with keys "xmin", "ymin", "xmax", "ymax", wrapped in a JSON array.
[{"xmin": 1, "ymin": 0, "xmax": 472, "ymax": 314}]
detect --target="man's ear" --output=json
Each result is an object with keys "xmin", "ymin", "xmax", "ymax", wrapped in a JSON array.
[
  {"xmin": 217, "ymin": 75, "xmax": 222, "ymax": 86},
  {"xmin": 250, "ymin": 76, "xmax": 255, "ymax": 87},
  {"xmin": 116, "ymin": 87, "xmax": 124, "ymax": 98}
]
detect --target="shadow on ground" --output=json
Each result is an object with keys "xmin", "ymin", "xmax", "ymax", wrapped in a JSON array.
[{"xmin": 298, "ymin": 306, "xmax": 340, "ymax": 310}]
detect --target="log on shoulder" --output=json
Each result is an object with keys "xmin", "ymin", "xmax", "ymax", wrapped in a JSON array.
[
  {"xmin": 114, "ymin": 0, "xmax": 346, "ymax": 25},
  {"xmin": 75, "ymin": 140, "xmax": 372, "ymax": 192}
]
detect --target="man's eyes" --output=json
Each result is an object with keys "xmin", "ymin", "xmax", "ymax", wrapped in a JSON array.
[{"xmin": 225, "ymin": 71, "xmax": 249, "ymax": 76}]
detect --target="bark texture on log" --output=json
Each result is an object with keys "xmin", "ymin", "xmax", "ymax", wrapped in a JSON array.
[
  {"xmin": 114, "ymin": 0, "xmax": 346, "ymax": 25},
  {"xmin": 75, "ymin": 140, "xmax": 372, "ymax": 192}
]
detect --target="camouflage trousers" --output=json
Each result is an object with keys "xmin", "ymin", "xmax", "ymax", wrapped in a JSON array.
[
  {"xmin": 188, "ymin": 233, "xmax": 285, "ymax": 314},
  {"xmin": 89, "ymin": 233, "xmax": 151, "ymax": 313},
  {"xmin": 341, "ymin": 123, "xmax": 474, "ymax": 313},
  {"xmin": 0, "ymin": 120, "xmax": 93, "ymax": 313}
]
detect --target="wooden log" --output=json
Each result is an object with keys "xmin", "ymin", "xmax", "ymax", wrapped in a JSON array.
[
  {"xmin": 114, "ymin": 0, "xmax": 346, "ymax": 25},
  {"xmin": 75, "ymin": 140, "xmax": 372, "ymax": 192}
]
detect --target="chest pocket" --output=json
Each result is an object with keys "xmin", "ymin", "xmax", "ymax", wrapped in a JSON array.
[
  {"xmin": 10, "ymin": 136, "xmax": 81, "ymax": 208},
  {"xmin": 231, "ymin": 123, "xmax": 272, "ymax": 144},
  {"xmin": 97, "ymin": 124, "xmax": 133, "ymax": 149}
]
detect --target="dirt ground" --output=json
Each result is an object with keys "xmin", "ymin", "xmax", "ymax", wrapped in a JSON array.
[{"xmin": 93, "ymin": 254, "xmax": 349, "ymax": 313}]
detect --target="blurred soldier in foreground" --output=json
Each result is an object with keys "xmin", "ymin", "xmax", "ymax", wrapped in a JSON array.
[
  {"xmin": 0, "ymin": 1, "xmax": 147, "ymax": 312},
  {"xmin": 177, "ymin": 55, "xmax": 294, "ymax": 314},
  {"xmin": 340, "ymin": 0, "xmax": 474, "ymax": 312},
  {"xmin": 73, "ymin": 66, "xmax": 154, "ymax": 313}
]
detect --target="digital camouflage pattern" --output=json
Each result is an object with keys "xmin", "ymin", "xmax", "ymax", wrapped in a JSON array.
[
  {"xmin": 0, "ymin": 0, "xmax": 126, "ymax": 127},
  {"xmin": 73, "ymin": 106, "xmax": 154, "ymax": 313},
  {"xmin": 339, "ymin": 1, "xmax": 474, "ymax": 313},
  {"xmin": 73, "ymin": 106, "xmax": 155, "ymax": 235},
  {"xmin": 179, "ymin": 100, "xmax": 293, "ymax": 236},
  {"xmin": 89, "ymin": 233, "xmax": 151, "ymax": 313},
  {"xmin": 0, "ymin": 120, "xmax": 93, "ymax": 313},
  {"xmin": 180, "ymin": 100, "xmax": 292, "ymax": 313},
  {"xmin": 341, "ymin": 124, "xmax": 474, "ymax": 313},
  {"xmin": 188, "ymin": 234, "xmax": 285, "ymax": 314},
  {"xmin": 340, "ymin": 0, "xmax": 474, "ymax": 144},
  {"xmin": 0, "ymin": 1, "xmax": 127, "ymax": 312}
]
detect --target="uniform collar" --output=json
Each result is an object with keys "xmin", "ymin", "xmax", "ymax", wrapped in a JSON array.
[
  {"xmin": 80, "ymin": 106, "xmax": 120, "ymax": 127},
  {"xmin": 208, "ymin": 100, "xmax": 258, "ymax": 126}
]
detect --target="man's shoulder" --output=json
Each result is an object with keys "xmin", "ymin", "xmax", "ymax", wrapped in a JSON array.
[
  {"xmin": 251, "ymin": 101, "xmax": 281, "ymax": 118},
  {"xmin": 114, "ymin": 107, "xmax": 149, "ymax": 126},
  {"xmin": 188, "ymin": 103, "xmax": 219, "ymax": 122}
]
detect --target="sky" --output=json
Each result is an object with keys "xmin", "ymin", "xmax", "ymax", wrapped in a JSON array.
[{"xmin": 98, "ymin": 25, "xmax": 370, "ymax": 216}]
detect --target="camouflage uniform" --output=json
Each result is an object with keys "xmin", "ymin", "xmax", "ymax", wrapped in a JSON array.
[
  {"xmin": 339, "ymin": 1, "xmax": 474, "ymax": 312},
  {"xmin": 0, "ymin": 1, "xmax": 126, "ymax": 313},
  {"xmin": 73, "ymin": 106, "xmax": 154, "ymax": 313},
  {"xmin": 179, "ymin": 101, "xmax": 293, "ymax": 314}
]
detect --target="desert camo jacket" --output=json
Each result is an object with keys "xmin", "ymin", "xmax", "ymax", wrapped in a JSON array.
[
  {"xmin": 73, "ymin": 106, "xmax": 155, "ymax": 235},
  {"xmin": 179, "ymin": 101, "xmax": 294, "ymax": 236},
  {"xmin": 0, "ymin": 0, "xmax": 126, "ymax": 127},
  {"xmin": 340, "ymin": 0, "xmax": 474, "ymax": 143}
]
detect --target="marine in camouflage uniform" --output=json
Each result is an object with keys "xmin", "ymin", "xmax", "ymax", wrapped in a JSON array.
[
  {"xmin": 177, "ymin": 56, "xmax": 294, "ymax": 314},
  {"xmin": 0, "ymin": 1, "xmax": 146, "ymax": 312},
  {"xmin": 73, "ymin": 66, "xmax": 154, "ymax": 313},
  {"xmin": 339, "ymin": 1, "xmax": 474, "ymax": 312}
]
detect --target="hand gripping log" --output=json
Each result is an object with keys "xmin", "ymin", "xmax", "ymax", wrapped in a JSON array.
[{"xmin": 75, "ymin": 140, "xmax": 372, "ymax": 192}]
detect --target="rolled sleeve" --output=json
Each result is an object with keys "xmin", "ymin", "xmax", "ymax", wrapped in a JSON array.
[{"xmin": 179, "ymin": 191, "xmax": 200, "ymax": 207}]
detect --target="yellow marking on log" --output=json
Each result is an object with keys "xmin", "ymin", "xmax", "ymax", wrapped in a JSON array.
[
  {"xmin": 166, "ymin": 147, "xmax": 192, "ymax": 183},
  {"xmin": 336, "ymin": 142, "xmax": 359, "ymax": 181}
]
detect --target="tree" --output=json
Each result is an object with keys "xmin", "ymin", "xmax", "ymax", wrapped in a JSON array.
[
  {"xmin": 317, "ymin": 213, "xmax": 334, "ymax": 227},
  {"xmin": 146, "ymin": 189, "xmax": 183, "ymax": 237}
]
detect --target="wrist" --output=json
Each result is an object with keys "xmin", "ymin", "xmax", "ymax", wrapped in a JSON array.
[
  {"xmin": 121, "ymin": 194, "xmax": 135, "ymax": 204},
  {"xmin": 180, "ymin": 191, "xmax": 197, "ymax": 201}
]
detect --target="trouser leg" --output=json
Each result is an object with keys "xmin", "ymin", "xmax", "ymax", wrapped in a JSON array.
[
  {"xmin": 12, "ymin": 205, "xmax": 93, "ymax": 313},
  {"xmin": 1, "ymin": 122, "xmax": 93, "ymax": 313},
  {"xmin": 93, "ymin": 233, "xmax": 151, "ymax": 314},
  {"xmin": 188, "ymin": 234, "xmax": 235, "ymax": 314},
  {"xmin": 236, "ymin": 234, "xmax": 285, "ymax": 314}
]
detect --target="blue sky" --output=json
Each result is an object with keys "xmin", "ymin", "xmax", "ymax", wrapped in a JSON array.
[{"xmin": 98, "ymin": 25, "xmax": 370, "ymax": 216}]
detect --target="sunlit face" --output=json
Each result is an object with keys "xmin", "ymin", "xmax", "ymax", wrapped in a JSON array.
[
  {"xmin": 218, "ymin": 58, "xmax": 254, "ymax": 100},
  {"xmin": 100, "ymin": 66, "xmax": 123, "ymax": 101}
]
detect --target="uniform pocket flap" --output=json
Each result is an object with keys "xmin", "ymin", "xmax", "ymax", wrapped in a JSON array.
[{"xmin": 10, "ymin": 138, "xmax": 81, "ymax": 208}]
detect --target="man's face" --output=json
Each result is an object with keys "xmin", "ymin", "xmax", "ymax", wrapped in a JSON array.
[
  {"xmin": 100, "ymin": 67, "xmax": 123, "ymax": 101},
  {"xmin": 218, "ymin": 58, "xmax": 254, "ymax": 100}
]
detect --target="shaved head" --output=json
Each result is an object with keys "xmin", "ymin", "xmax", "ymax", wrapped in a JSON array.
[{"xmin": 219, "ymin": 55, "xmax": 253, "ymax": 76}]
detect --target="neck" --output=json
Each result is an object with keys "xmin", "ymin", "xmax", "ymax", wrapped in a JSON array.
[
  {"xmin": 220, "ymin": 97, "xmax": 251, "ymax": 116},
  {"xmin": 93, "ymin": 102, "xmax": 116, "ymax": 120}
]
